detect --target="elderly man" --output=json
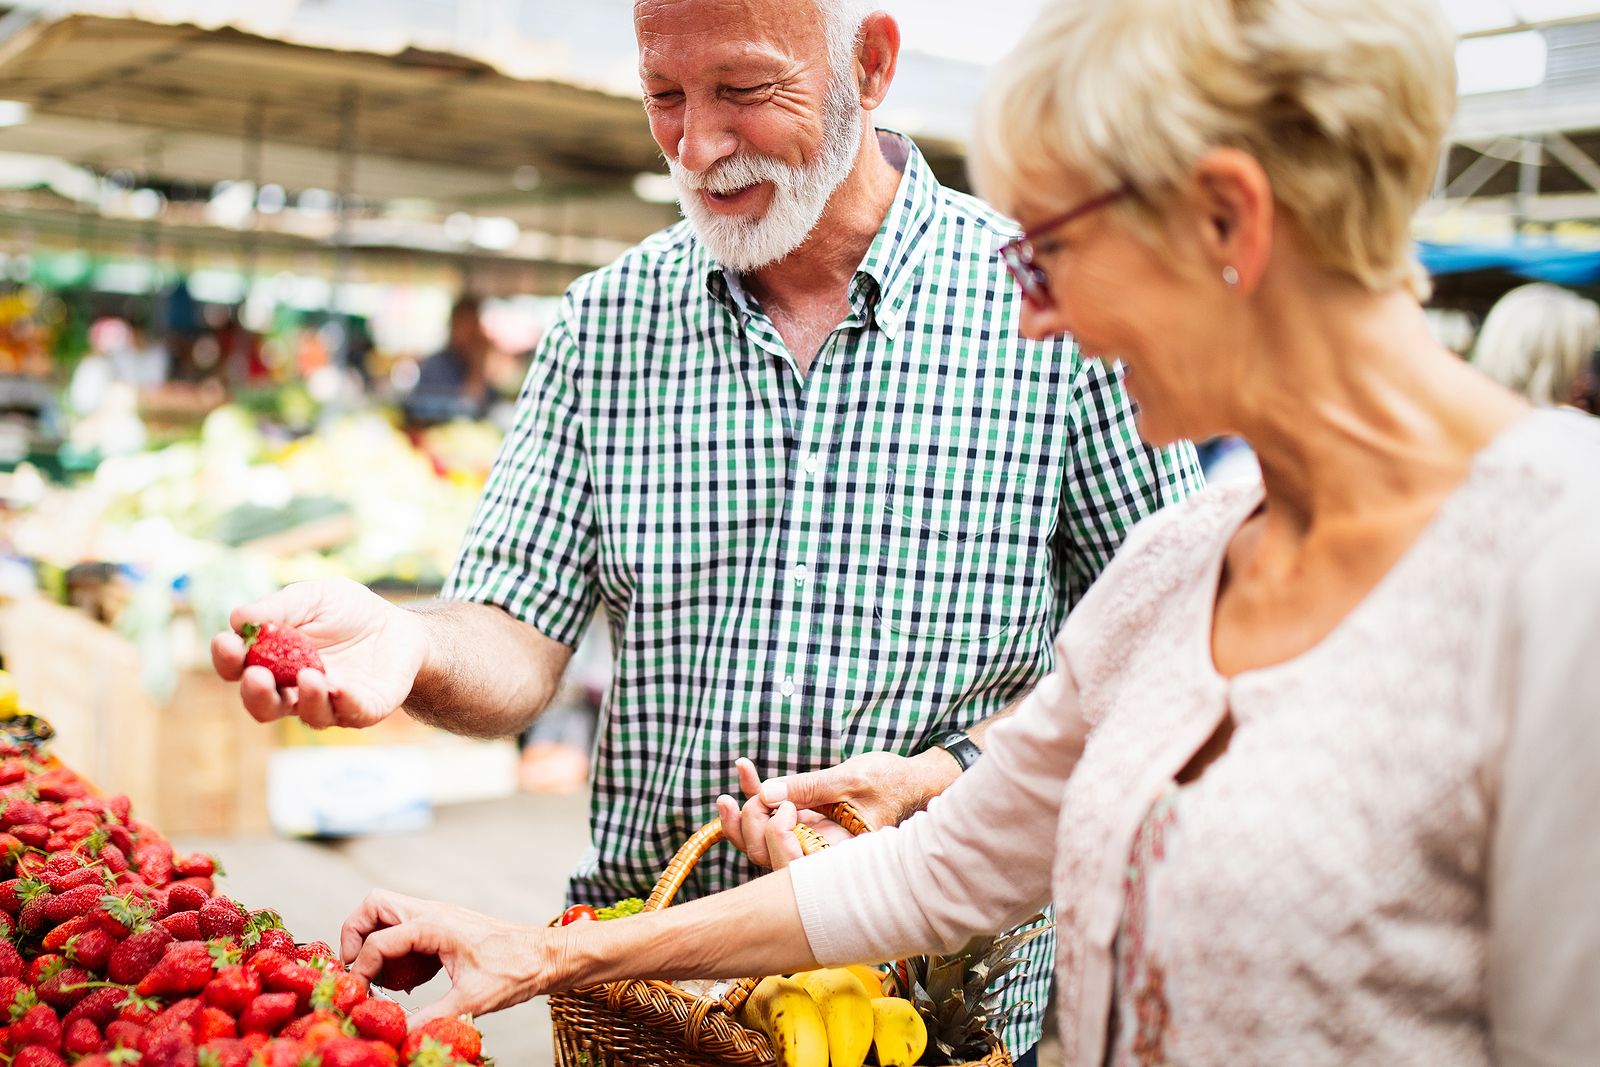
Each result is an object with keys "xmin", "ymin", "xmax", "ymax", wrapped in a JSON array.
[{"xmin": 214, "ymin": 0, "xmax": 1201, "ymax": 1058}]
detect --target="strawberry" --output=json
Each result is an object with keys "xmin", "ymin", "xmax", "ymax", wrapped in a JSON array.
[
  {"xmin": 116, "ymin": 991, "xmax": 162, "ymax": 1026},
  {"xmin": 1, "ymin": 799, "xmax": 45, "ymax": 828},
  {"xmin": 109, "ymin": 925, "xmax": 176, "ymax": 984},
  {"xmin": 63, "ymin": 986, "xmax": 126, "ymax": 1029},
  {"xmin": 237, "ymin": 992, "xmax": 297, "ymax": 1036},
  {"xmin": 314, "ymin": 1037, "xmax": 398, "ymax": 1067},
  {"xmin": 0, "ymin": 761, "xmax": 23, "ymax": 785},
  {"xmin": 98, "ymin": 843, "xmax": 130, "ymax": 875},
  {"xmin": 12, "ymin": 1001, "xmax": 63, "ymax": 1049},
  {"xmin": 264, "ymin": 963, "xmax": 320, "ymax": 1010},
  {"xmin": 163, "ymin": 911, "xmax": 205, "ymax": 941},
  {"xmin": 106, "ymin": 1018, "xmax": 148, "ymax": 1049},
  {"xmin": 0, "ymin": 936, "xmax": 23, "ymax": 978},
  {"xmin": 196, "ymin": 1005, "xmax": 237, "ymax": 1043},
  {"xmin": 44, "ymin": 865, "xmax": 105, "ymax": 894},
  {"xmin": 409, "ymin": 1017, "xmax": 481, "ymax": 1062},
  {"xmin": 67, "ymin": 925, "xmax": 117, "ymax": 972},
  {"xmin": 137, "ymin": 942, "xmax": 220, "ymax": 998},
  {"xmin": 372, "ymin": 952, "xmax": 440, "ymax": 994},
  {"xmin": 203, "ymin": 965, "xmax": 262, "ymax": 1015},
  {"xmin": 42, "ymin": 914, "xmax": 94, "ymax": 952},
  {"xmin": 199, "ymin": 898, "xmax": 248, "ymax": 942},
  {"xmin": 294, "ymin": 940, "xmax": 336, "ymax": 964},
  {"xmin": 240, "ymin": 623, "xmax": 325, "ymax": 690},
  {"xmin": 174, "ymin": 854, "xmax": 218, "ymax": 880},
  {"xmin": 245, "ymin": 949, "xmax": 293, "ymax": 979},
  {"xmin": 0, "ymin": 973, "xmax": 28, "ymax": 1014},
  {"xmin": 12, "ymin": 1048, "xmax": 69, "ymax": 1067},
  {"xmin": 63, "ymin": 1016, "xmax": 103, "ymax": 1057},
  {"xmin": 167, "ymin": 883, "xmax": 209, "ymax": 914},
  {"xmin": 45, "ymin": 882, "xmax": 111, "ymax": 926},
  {"xmin": 327, "ymin": 973, "xmax": 368, "ymax": 1014},
  {"xmin": 197, "ymin": 1039, "xmax": 255, "ymax": 1067},
  {"xmin": 132, "ymin": 846, "xmax": 174, "ymax": 888},
  {"xmin": 0, "ymin": 831, "xmax": 23, "ymax": 860},
  {"xmin": 346, "ymin": 998, "xmax": 406, "ymax": 1048},
  {"xmin": 37, "ymin": 963, "xmax": 94, "ymax": 1010},
  {"xmin": 0, "ymin": 876, "xmax": 46, "ymax": 915},
  {"xmin": 250, "ymin": 929, "xmax": 295, "ymax": 958},
  {"xmin": 105, "ymin": 824, "xmax": 135, "ymax": 856},
  {"xmin": 12, "ymin": 824, "xmax": 50, "ymax": 849},
  {"xmin": 93, "ymin": 892, "xmax": 155, "ymax": 936},
  {"xmin": 175, "ymin": 876, "xmax": 216, "ymax": 898},
  {"xmin": 27, "ymin": 953, "xmax": 66, "ymax": 985},
  {"xmin": 280, "ymin": 1009, "xmax": 339, "ymax": 1041},
  {"xmin": 19, "ymin": 888, "xmax": 55, "ymax": 931},
  {"xmin": 141, "ymin": 1028, "xmax": 200, "ymax": 1067},
  {"xmin": 255, "ymin": 1037, "xmax": 316, "ymax": 1067}
]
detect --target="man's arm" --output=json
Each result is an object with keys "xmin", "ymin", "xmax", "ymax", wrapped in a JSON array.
[{"xmin": 403, "ymin": 601, "xmax": 574, "ymax": 738}]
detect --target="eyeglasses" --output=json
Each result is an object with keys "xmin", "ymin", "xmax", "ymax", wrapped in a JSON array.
[{"xmin": 998, "ymin": 184, "xmax": 1131, "ymax": 310}]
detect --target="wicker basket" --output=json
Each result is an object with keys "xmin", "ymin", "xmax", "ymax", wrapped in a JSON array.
[{"xmin": 549, "ymin": 802, "xmax": 1013, "ymax": 1067}]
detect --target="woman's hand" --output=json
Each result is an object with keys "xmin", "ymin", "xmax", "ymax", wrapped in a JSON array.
[{"xmin": 340, "ymin": 889, "xmax": 558, "ymax": 1026}]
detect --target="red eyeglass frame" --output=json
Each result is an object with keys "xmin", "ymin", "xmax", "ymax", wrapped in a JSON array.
[{"xmin": 998, "ymin": 184, "xmax": 1132, "ymax": 309}]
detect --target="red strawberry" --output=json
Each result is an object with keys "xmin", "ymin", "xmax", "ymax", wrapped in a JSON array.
[
  {"xmin": 410, "ymin": 1017, "xmax": 481, "ymax": 1062},
  {"xmin": 43, "ymin": 866, "xmax": 104, "ymax": 894},
  {"xmin": 63, "ymin": 986, "xmax": 126, "ymax": 1029},
  {"xmin": 106, "ymin": 824, "xmax": 135, "ymax": 855},
  {"xmin": 237, "ymin": 992, "xmax": 296, "ymax": 1036},
  {"xmin": 329, "ymin": 973, "xmax": 368, "ymax": 1014},
  {"xmin": 141, "ymin": 1028, "xmax": 200, "ymax": 1067},
  {"xmin": 97, "ymin": 842, "xmax": 130, "ymax": 874},
  {"xmin": 0, "ymin": 973, "xmax": 28, "ymax": 1013},
  {"xmin": 279, "ymin": 1009, "xmax": 338, "ymax": 1041},
  {"xmin": 12, "ymin": 824, "xmax": 50, "ymax": 849},
  {"xmin": 27, "ymin": 953, "xmax": 66, "ymax": 985},
  {"xmin": 245, "ymin": 949, "xmax": 293, "ymax": 978},
  {"xmin": 195, "ymin": 1005, "xmax": 237, "ymax": 1043},
  {"xmin": 116, "ymin": 991, "xmax": 162, "ymax": 1026},
  {"xmin": 255, "ymin": 1038, "xmax": 315, "ymax": 1067},
  {"xmin": 0, "ymin": 937, "xmax": 23, "ymax": 978},
  {"xmin": 203, "ymin": 965, "xmax": 262, "ymax": 1015},
  {"xmin": 250, "ymin": 929, "xmax": 296, "ymax": 958},
  {"xmin": 137, "ymin": 942, "xmax": 219, "ymax": 998},
  {"xmin": 42, "ymin": 914, "xmax": 94, "ymax": 952},
  {"xmin": 12, "ymin": 1001, "xmax": 63, "ymax": 1050},
  {"xmin": 347, "ymin": 999, "xmax": 406, "ymax": 1048},
  {"xmin": 106, "ymin": 1018, "xmax": 148, "ymax": 1048},
  {"xmin": 45, "ymin": 883, "xmax": 110, "ymax": 925},
  {"xmin": 294, "ymin": 940, "xmax": 335, "ymax": 964},
  {"xmin": 63, "ymin": 1016, "xmax": 102, "ymax": 1057},
  {"xmin": 167, "ymin": 883, "xmax": 209, "ymax": 914},
  {"xmin": 93, "ymin": 892, "xmax": 155, "ymax": 936},
  {"xmin": 240, "ymin": 623, "xmax": 325, "ymax": 689},
  {"xmin": 198, "ymin": 1038, "xmax": 255, "ymax": 1067},
  {"xmin": 264, "ymin": 963, "xmax": 320, "ymax": 1010},
  {"xmin": 11, "ymin": 1048, "xmax": 69, "ymax": 1067},
  {"xmin": 38, "ymin": 964, "xmax": 94, "ymax": 1010},
  {"xmin": 314, "ymin": 1037, "xmax": 398, "ymax": 1067},
  {"xmin": 1, "ymin": 799, "xmax": 45, "ymax": 828},
  {"xmin": 109, "ymin": 925, "xmax": 176, "ymax": 984},
  {"xmin": 19, "ymin": 889, "xmax": 55, "ymax": 931},
  {"xmin": 372, "ymin": 952, "xmax": 440, "ymax": 994},
  {"xmin": 0, "ymin": 761, "xmax": 23, "ymax": 785},
  {"xmin": 163, "ymin": 911, "xmax": 204, "ymax": 941},
  {"xmin": 199, "ymin": 898, "xmax": 247, "ymax": 942},
  {"xmin": 175, "ymin": 876, "xmax": 216, "ymax": 898},
  {"xmin": 173, "ymin": 854, "xmax": 218, "ymax": 880},
  {"xmin": 66, "ymin": 926, "xmax": 117, "ymax": 972},
  {"xmin": 0, "ymin": 876, "xmax": 46, "ymax": 915}
]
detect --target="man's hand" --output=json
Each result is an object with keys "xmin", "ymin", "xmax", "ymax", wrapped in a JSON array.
[
  {"xmin": 211, "ymin": 578, "xmax": 430, "ymax": 730},
  {"xmin": 716, "ymin": 750, "xmax": 961, "ymax": 869},
  {"xmin": 341, "ymin": 889, "xmax": 552, "ymax": 1026}
]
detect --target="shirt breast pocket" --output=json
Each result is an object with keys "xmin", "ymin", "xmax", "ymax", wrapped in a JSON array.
[{"xmin": 873, "ymin": 466, "xmax": 1042, "ymax": 641}]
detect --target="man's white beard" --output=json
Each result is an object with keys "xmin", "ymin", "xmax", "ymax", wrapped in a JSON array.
[{"xmin": 669, "ymin": 77, "xmax": 863, "ymax": 273}]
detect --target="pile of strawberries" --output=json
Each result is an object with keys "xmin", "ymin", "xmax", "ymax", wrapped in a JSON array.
[{"xmin": 0, "ymin": 738, "xmax": 487, "ymax": 1067}]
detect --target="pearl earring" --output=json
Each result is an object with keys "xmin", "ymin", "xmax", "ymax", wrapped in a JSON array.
[{"xmin": 1222, "ymin": 265, "xmax": 1240, "ymax": 287}]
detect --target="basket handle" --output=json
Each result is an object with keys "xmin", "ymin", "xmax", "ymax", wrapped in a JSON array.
[{"xmin": 644, "ymin": 800, "xmax": 872, "ymax": 913}]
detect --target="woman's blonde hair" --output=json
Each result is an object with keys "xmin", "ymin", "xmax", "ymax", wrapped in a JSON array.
[
  {"xmin": 972, "ymin": 0, "xmax": 1458, "ymax": 292},
  {"xmin": 1473, "ymin": 284, "xmax": 1600, "ymax": 407}
]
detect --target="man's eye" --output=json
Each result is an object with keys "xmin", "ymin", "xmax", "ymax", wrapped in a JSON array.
[
  {"xmin": 647, "ymin": 90, "xmax": 682, "ymax": 103},
  {"xmin": 729, "ymin": 84, "xmax": 772, "ymax": 95}
]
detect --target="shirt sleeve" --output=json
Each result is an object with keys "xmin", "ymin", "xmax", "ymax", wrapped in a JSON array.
[
  {"xmin": 1488, "ymin": 504, "xmax": 1600, "ymax": 1065},
  {"xmin": 789, "ymin": 634, "xmax": 1085, "ymax": 965},
  {"xmin": 1056, "ymin": 356, "xmax": 1205, "ymax": 609},
  {"xmin": 442, "ymin": 313, "xmax": 599, "ymax": 648}
]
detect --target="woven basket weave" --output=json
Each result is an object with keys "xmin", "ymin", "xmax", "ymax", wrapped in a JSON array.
[{"xmin": 549, "ymin": 802, "xmax": 1013, "ymax": 1067}]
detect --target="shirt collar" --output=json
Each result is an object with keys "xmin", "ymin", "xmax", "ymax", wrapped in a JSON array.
[{"xmin": 698, "ymin": 129, "xmax": 941, "ymax": 339}]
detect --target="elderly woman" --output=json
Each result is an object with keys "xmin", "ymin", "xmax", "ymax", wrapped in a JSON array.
[
  {"xmin": 340, "ymin": 0, "xmax": 1600, "ymax": 1062},
  {"xmin": 1474, "ymin": 282, "xmax": 1600, "ymax": 408}
]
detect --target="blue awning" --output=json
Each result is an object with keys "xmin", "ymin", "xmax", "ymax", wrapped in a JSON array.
[{"xmin": 1417, "ymin": 239, "xmax": 1600, "ymax": 286}]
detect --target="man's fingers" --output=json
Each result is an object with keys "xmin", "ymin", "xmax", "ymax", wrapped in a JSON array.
[
  {"xmin": 229, "ymin": 584, "xmax": 321, "ymax": 633},
  {"xmin": 760, "ymin": 767, "xmax": 844, "ymax": 811},
  {"xmin": 736, "ymin": 757, "xmax": 763, "ymax": 799},
  {"xmin": 716, "ymin": 794, "xmax": 746, "ymax": 852},
  {"xmin": 239, "ymin": 667, "xmax": 290, "ymax": 724},
  {"xmin": 764, "ymin": 801, "xmax": 806, "ymax": 870},
  {"xmin": 349, "ymin": 922, "xmax": 426, "ymax": 983},
  {"xmin": 340, "ymin": 889, "xmax": 425, "ymax": 964},
  {"xmin": 294, "ymin": 669, "xmax": 336, "ymax": 730},
  {"xmin": 212, "ymin": 631, "xmax": 246, "ymax": 682}
]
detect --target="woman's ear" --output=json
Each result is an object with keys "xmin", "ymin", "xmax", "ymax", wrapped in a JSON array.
[{"xmin": 1190, "ymin": 148, "xmax": 1273, "ymax": 293}]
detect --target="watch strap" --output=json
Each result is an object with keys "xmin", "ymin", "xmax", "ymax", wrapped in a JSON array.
[{"xmin": 928, "ymin": 729, "xmax": 982, "ymax": 772}]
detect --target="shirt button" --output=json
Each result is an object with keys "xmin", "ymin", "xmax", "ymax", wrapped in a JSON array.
[
  {"xmin": 791, "ymin": 564, "xmax": 809, "ymax": 585},
  {"xmin": 804, "ymin": 454, "xmax": 822, "ymax": 476},
  {"xmin": 780, "ymin": 678, "xmax": 796, "ymax": 698}
]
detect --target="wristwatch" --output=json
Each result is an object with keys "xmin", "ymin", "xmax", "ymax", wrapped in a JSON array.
[{"xmin": 927, "ymin": 729, "xmax": 982, "ymax": 772}]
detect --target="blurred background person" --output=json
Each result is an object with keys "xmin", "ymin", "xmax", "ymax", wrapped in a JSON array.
[
  {"xmin": 1473, "ymin": 282, "xmax": 1600, "ymax": 409},
  {"xmin": 404, "ymin": 295, "xmax": 496, "ymax": 425}
]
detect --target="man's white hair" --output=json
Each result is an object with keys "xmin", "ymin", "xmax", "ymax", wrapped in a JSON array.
[{"xmin": 819, "ymin": 0, "xmax": 873, "ymax": 79}]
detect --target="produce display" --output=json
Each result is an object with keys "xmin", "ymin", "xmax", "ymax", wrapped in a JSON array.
[{"xmin": 0, "ymin": 672, "xmax": 488, "ymax": 1067}]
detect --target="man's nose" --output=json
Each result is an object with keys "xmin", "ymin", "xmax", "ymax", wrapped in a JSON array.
[{"xmin": 676, "ymin": 100, "xmax": 737, "ymax": 174}]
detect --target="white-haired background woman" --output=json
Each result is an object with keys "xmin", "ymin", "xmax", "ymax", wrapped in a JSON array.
[
  {"xmin": 1474, "ymin": 282, "xmax": 1600, "ymax": 408},
  {"xmin": 337, "ymin": 1, "xmax": 1600, "ymax": 1063}
]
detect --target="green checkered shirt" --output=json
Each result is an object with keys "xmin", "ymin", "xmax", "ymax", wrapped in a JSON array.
[{"xmin": 445, "ymin": 133, "xmax": 1202, "ymax": 1052}]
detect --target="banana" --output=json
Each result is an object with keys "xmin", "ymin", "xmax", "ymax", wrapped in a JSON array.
[
  {"xmin": 870, "ymin": 997, "xmax": 928, "ymax": 1067},
  {"xmin": 740, "ymin": 975, "xmax": 829, "ymax": 1067},
  {"xmin": 797, "ymin": 968, "xmax": 874, "ymax": 1067},
  {"xmin": 846, "ymin": 964, "xmax": 887, "ymax": 997}
]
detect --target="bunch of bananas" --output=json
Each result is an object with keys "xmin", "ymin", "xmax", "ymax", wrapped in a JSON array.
[{"xmin": 739, "ymin": 966, "xmax": 928, "ymax": 1067}]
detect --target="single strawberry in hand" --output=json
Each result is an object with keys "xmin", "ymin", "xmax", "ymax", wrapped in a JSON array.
[
  {"xmin": 372, "ymin": 951, "xmax": 440, "ymax": 994},
  {"xmin": 240, "ymin": 623, "xmax": 325, "ymax": 690}
]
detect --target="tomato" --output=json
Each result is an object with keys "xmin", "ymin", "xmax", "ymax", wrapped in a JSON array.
[{"xmin": 561, "ymin": 904, "xmax": 598, "ymax": 925}]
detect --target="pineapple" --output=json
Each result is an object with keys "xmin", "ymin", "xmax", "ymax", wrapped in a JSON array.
[{"xmin": 894, "ymin": 915, "xmax": 1053, "ymax": 1065}]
